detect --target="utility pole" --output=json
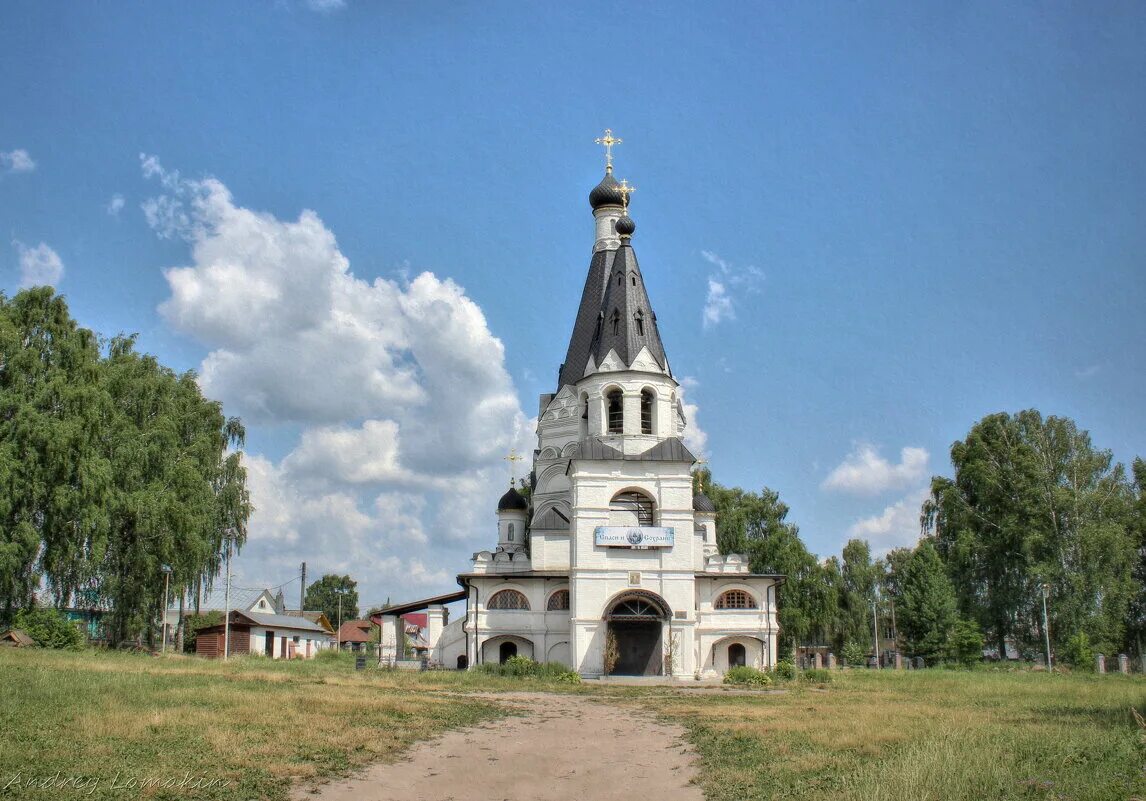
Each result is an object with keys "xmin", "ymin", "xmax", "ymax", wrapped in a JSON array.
[
  {"xmin": 871, "ymin": 594, "xmax": 881, "ymax": 669},
  {"xmin": 160, "ymin": 565, "xmax": 172, "ymax": 653},
  {"xmin": 223, "ymin": 530, "xmax": 233, "ymax": 661},
  {"xmin": 336, "ymin": 590, "xmax": 344, "ymax": 651},
  {"xmin": 299, "ymin": 562, "xmax": 307, "ymax": 613},
  {"xmin": 1041, "ymin": 583, "xmax": 1052, "ymax": 673}
]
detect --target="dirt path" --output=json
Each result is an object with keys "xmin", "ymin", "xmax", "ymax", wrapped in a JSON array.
[{"xmin": 291, "ymin": 692, "xmax": 705, "ymax": 801}]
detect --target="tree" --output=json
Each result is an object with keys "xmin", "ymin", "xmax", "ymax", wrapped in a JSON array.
[
  {"xmin": 1127, "ymin": 458, "xmax": 1146, "ymax": 667},
  {"xmin": 924, "ymin": 410, "xmax": 1135, "ymax": 658},
  {"xmin": 304, "ymin": 574, "xmax": 359, "ymax": 627},
  {"xmin": 13, "ymin": 608, "xmax": 83, "ymax": 649},
  {"xmin": 840, "ymin": 539, "xmax": 883, "ymax": 652},
  {"xmin": 897, "ymin": 540, "xmax": 958, "ymax": 662},
  {"xmin": 0, "ymin": 289, "xmax": 251, "ymax": 645}
]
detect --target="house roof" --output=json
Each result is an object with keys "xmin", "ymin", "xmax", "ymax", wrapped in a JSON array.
[
  {"xmin": 1, "ymin": 629, "xmax": 35, "ymax": 647},
  {"xmin": 336, "ymin": 619, "xmax": 374, "ymax": 643},
  {"xmin": 232, "ymin": 610, "xmax": 329, "ymax": 633},
  {"xmin": 371, "ymin": 590, "xmax": 467, "ymax": 618},
  {"xmin": 189, "ymin": 587, "xmax": 276, "ymax": 613},
  {"xmin": 283, "ymin": 610, "xmax": 334, "ymax": 633},
  {"xmin": 401, "ymin": 613, "xmax": 427, "ymax": 628}
]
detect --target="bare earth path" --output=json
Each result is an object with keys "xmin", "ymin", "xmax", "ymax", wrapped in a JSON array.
[{"xmin": 291, "ymin": 692, "xmax": 705, "ymax": 801}]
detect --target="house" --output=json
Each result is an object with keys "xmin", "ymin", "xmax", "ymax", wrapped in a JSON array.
[
  {"xmin": 336, "ymin": 619, "xmax": 375, "ymax": 651},
  {"xmin": 167, "ymin": 587, "xmax": 334, "ymax": 647},
  {"xmin": 195, "ymin": 610, "xmax": 332, "ymax": 659}
]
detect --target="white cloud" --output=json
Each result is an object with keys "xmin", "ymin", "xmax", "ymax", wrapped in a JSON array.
[
  {"xmin": 107, "ymin": 194, "xmax": 125, "ymax": 216},
  {"xmin": 14, "ymin": 241, "xmax": 64, "ymax": 288},
  {"xmin": 822, "ymin": 444, "xmax": 929, "ymax": 495},
  {"xmin": 848, "ymin": 485, "xmax": 931, "ymax": 553},
  {"xmin": 702, "ymin": 278, "xmax": 734, "ymax": 328},
  {"xmin": 678, "ymin": 376, "xmax": 708, "ymax": 456},
  {"xmin": 1, "ymin": 149, "xmax": 35, "ymax": 174},
  {"xmin": 700, "ymin": 250, "xmax": 763, "ymax": 330},
  {"xmin": 143, "ymin": 155, "xmax": 528, "ymax": 603},
  {"xmin": 305, "ymin": 0, "xmax": 346, "ymax": 11}
]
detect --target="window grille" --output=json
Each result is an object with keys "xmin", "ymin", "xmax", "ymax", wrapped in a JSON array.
[
  {"xmin": 715, "ymin": 590, "xmax": 757, "ymax": 610},
  {"xmin": 611, "ymin": 491, "xmax": 655, "ymax": 527},
  {"xmin": 487, "ymin": 590, "xmax": 530, "ymax": 610},
  {"xmin": 546, "ymin": 590, "xmax": 570, "ymax": 611}
]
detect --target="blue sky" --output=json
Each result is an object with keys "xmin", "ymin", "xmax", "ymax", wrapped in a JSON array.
[{"xmin": 2, "ymin": 2, "xmax": 1144, "ymax": 608}]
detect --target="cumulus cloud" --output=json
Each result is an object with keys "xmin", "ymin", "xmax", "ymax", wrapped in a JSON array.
[
  {"xmin": 14, "ymin": 241, "xmax": 64, "ymax": 288},
  {"xmin": 143, "ymin": 155, "xmax": 529, "ymax": 603},
  {"xmin": 822, "ymin": 444, "xmax": 929, "ymax": 495},
  {"xmin": 1, "ymin": 149, "xmax": 35, "ymax": 174},
  {"xmin": 107, "ymin": 194, "xmax": 125, "ymax": 216},
  {"xmin": 678, "ymin": 376, "xmax": 708, "ymax": 456},
  {"xmin": 700, "ymin": 250, "xmax": 763, "ymax": 330},
  {"xmin": 848, "ymin": 485, "xmax": 931, "ymax": 553}
]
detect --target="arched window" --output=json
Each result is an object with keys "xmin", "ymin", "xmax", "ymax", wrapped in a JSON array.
[
  {"xmin": 631, "ymin": 275, "xmax": 637, "ymax": 286},
  {"xmin": 606, "ymin": 389, "xmax": 623, "ymax": 434},
  {"xmin": 634, "ymin": 311, "xmax": 645, "ymax": 337},
  {"xmin": 546, "ymin": 590, "xmax": 570, "ymax": 611},
  {"xmin": 507, "ymin": 523, "xmax": 515, "ymax": 542},
  {"xmin": 487, "ymin": 590, "xmax": 530, "ymax": 610},
  {"xmin": 611, "ymin": 491, "xmax": 655, "ymax": 527},
  {"xmin": 617, "ymin": 272, "xmax": 623, "ymax": 286},
  {"xmin": 640, "ymin": 389, "xmax": 654, "ymax": 434},
  {"xmin": 728, "ymin": 643, "xmax": 747, "ymax": 667},
  {"xmin": 610, "ymin": 309, "xmax": 620, "ymax": 335},
  {"xmin": 715, "ymin": 590, "xmax": 758, "ymax": 610}
]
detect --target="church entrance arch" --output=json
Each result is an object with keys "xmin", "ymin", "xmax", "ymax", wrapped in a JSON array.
[{"xmin": 604, "ymin": 591, "xmax": 670, "ymax": 676}]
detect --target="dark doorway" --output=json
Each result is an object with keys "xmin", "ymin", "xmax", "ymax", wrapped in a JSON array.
[
  {"xmin": 264, "ymin": 630, "xmax": 274, "ymax": 656},
  {"xmin": 729, "ymin": 643, "xmax": 746, "ymax": 668},
  {"xmin": 609, "ymin": 620, "xmax": 662, "ymax": 675},
  {"xmin": 457, "ymin": 655, "xmax": 468, "ymax": 670},
  {"xmin": 499, "ymin": 641, "xmax": 517, "ymax": 663}
]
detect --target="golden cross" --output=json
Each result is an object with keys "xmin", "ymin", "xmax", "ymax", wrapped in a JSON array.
[
  {"xmin": 503, "ymin": 449, "xmax": 524, "ymax": 486},
  {"xmin": 594, "ymin": 128, "xmax": 623, "ymax": 172},
  {"xmin": 694, "ymin": 457, "xmax": 708, "ymax": 492},
  {"xmin": 618, "ymin": 179, "xmax": 636, "ymax": 209}
]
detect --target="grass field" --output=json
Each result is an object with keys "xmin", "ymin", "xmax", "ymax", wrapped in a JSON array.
[
  {"xmin": 1, "ymin": 650, "xmax": 1143, "ymax": 801},
  {"xmin": 622, "ymin": 669, "xmax": 1146, "ymax": 801}
]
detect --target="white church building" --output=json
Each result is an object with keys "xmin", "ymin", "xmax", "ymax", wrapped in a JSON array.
[{"xmin": 380, "ymin": 136, "xmax": 783, "ymax": 678}]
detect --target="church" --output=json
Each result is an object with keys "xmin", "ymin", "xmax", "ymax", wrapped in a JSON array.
[{"xmin": 381, "ymin": 133, "xmax": 783, "ymax": 678}]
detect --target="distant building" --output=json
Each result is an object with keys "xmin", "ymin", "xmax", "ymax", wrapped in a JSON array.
[
  {"xmin": 195, "ymin": 610, "xmax": 331, "ymax": 659},
  {"xmin": 336, "ymin": 619, "xmax": 374, "ymax": 651}
]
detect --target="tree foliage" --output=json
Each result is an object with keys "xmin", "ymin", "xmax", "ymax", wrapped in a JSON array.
[
  {"xmin": 13, "ymin": 608, "xmax": 83, "ymax": 649},
  {"xmin": 895, "ymin": 540, "xmax": 958, "ymax": 661},
  {"xmin": 924, "ymin": 410, "xmax": 1137, "ymax": 657},
  {"xmin": 304, "ymin": 574, "xmax": 359, "ymax": 627},
  {"xmin": 0, "ymin": 289, "xmax": 251, "ymax": 645}
]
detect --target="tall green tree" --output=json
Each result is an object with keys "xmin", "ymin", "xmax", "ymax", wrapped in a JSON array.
[
  {"xmin": 1127, "ymin": 458, "xmax": 1146, "ymax": 665},
  {"xmin": 0, "ymin": 289, "xmax": 251, "ymax": 645},
  {"xmin": 924, "ymin": 410, "xmax": 1134, "ymax": 657},
  {"xmin": 840, "ymin": 538, "xmax": 883, "ymax": 651},
  {"xmin": 896, "ymin": 540, "xmax": 959, "ymax": 661},
  {"xmin": 304, "ymin": 574, "xmax": 359, "ymax": 628}
]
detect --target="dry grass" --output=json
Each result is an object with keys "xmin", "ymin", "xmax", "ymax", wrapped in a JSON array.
[{"xmin": 0, "ymin": 648, "xmax": 518, "ymax": 801}]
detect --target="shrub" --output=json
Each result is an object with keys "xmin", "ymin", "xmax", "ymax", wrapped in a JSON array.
[
  {"xmin": 841, "ymin": 641, "xmax": 866, "ymax": 667},
  {"xmin": 1061, "ymin": 631, "xmax": 1095, "ymax": 671},
  {"xmin": 475, "ymin": 657, "xmax": 581, "ymax": 683},
  {"xmin": 773, "ymin": 658, "xmax": 796, "ymax": 680},
  {"xmin": 13, "ymin": 608, "xmax": 84, "ymax": 649},
  {"xmin": 945, "ymin": 617, "xmax": 984, "ymax": 668},
  {"xmin": 801, "ymin": 668, "xmax": 833, "ymax": 684},
  {"xmin": 723, "ymin": 666, "xmax": 773, "ymax": 687}
]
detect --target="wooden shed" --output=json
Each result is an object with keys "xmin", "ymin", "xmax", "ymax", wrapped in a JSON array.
[{"xmin": 196, "ymin": 610, "xmax": 331, "ymax": 659}]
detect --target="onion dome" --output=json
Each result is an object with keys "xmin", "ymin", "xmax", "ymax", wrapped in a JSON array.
[
  {"xmin": 497, "ymin": 486, "xmax": 529, "ymax": 512},
  {"xmin": 589, "ymin": 171, "xmax": 625, "ymax": 209},
  {"xmin": 615, "ymin": 213, "xmax": 635, "ymax": 237},
  {"xmin": 693, "ymin": 491, "xmax": 716, "ymax": 513}
]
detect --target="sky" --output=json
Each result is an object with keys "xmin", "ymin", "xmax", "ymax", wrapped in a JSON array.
[{"xmin": 2, "ymin": 2, "xmax": 1144, "ymax": 611}]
